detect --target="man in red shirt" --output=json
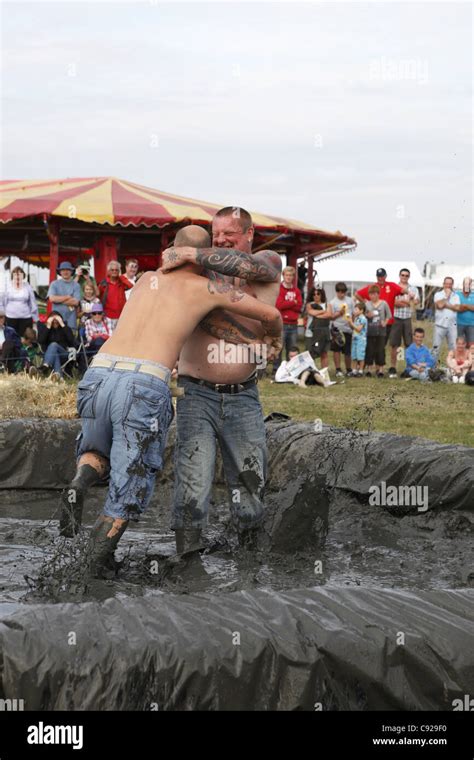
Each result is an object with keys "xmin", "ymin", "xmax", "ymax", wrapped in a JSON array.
[
  {"xmin": 274, "ymin": 266, "xmax": 303, "ymax": 372},
  {"xmin": 98, "ymin": 261, "xmax": 133, "ymax": 331},
  {"xmin": 355, "ymin": 267, "xmax": 406, "ymax": 378}
]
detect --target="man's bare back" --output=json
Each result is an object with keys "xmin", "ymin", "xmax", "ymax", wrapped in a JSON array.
[{"xmin": 101, "ymin": 268, "xmax": 281, "ymax": 371}]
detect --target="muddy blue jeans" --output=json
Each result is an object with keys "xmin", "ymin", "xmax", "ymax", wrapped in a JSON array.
[
  {"xmin": 172, "ymin": 378, "xmax": 267, "ymax": 532},
  {"xmin": 76, "ymin": 358, "xmax": 173, "ymax": 521}
]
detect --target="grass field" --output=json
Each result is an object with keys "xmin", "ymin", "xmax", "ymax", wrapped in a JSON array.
[{"xmin": 0, "ymin": 321, "xmax": 472, "ymax": 447}]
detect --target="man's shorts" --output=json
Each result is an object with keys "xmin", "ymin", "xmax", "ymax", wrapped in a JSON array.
[
  {"xmin": 389, "ymin": 318, "xmax": 413, "ymax": 348},
  {"xmin": 305, "ymin": 328, "xmax": 331, "ymax": 358},
  {"xmin": 458, "ymin": 324, "xmax": 474, "ymax": 345},
  {"xmin": 331, "ymin": 331, "xmax": 352, "ymax": 355},
  {"xmin": 76, "ymin": 355, "xmax": 173, "ymax": 521}
]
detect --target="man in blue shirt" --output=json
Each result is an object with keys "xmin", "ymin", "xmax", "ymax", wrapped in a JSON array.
[
  {"xmin": 405, "ymin": 327, "xmax": 435, "ymax": 382},
  {"xmin": 47, "ymin": 261, "xmax": 81, "ymax": 332},
  {"xmin": 456, "ymin": 276, "xmax": 474, "ymax": 347}
]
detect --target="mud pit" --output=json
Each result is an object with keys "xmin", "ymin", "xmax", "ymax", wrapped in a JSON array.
[{"xmin": 0, "ymin": 418, "xmax": 473, "ymax": 709}]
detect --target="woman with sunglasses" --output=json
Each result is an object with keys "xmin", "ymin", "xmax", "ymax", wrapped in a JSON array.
[{"xmin": 305, "ymin": 287, "xmax": 332, "ymax": 368}]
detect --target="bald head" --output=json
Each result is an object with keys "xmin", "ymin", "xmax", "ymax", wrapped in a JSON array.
[{"xmin": 174, "ymin": 225, "xmax": 210, "ymax": 248}]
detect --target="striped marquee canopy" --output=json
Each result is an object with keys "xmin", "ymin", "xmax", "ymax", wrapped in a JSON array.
[
  {"xmin": 0, "ymin": 178, "xmax": 356, "ymax": 286},
  {"xmin": 0, "ymin": 177, "xmax": 354, "ymax": 241}
]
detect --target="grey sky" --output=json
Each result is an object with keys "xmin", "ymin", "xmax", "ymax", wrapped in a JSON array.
[{"xmin": 1, "ymin": 1, "xmax": 472, "ymax": 267}]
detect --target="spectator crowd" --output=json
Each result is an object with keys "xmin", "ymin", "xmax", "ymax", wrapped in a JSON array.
[
  {"xmin": 273, "ymin": 265, "xmax": 474, "ymax": 386},
  {"xmin": 0, "ymin": 259, "xmax": 138, "ymax": 380},
  {"xmin": 0, "ymin": 258, "xmax": 473, "ymax": 387}
]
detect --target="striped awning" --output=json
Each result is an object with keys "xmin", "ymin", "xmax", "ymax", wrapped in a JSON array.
[{"xmin": 0, "ymin": 177, "xmax": 354, "ymax": 243}]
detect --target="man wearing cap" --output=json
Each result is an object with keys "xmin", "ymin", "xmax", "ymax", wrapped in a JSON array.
[
  {"xmin": 355, "ymin": 268, "xmax": 406, "ymax": 377},
  {"xmin": 84, "ymin": 303, "xmax": 113, "ymax": 360},
  {"xmin": 47, "ymin": 262, "xmax": 82, "ymax": 332}
]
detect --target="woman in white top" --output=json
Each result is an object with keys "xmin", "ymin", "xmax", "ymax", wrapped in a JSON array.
[{"xmin": 3, "ymin": 266, "xmax": 39, "ymax": 337}]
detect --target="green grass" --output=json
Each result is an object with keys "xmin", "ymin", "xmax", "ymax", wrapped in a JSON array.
[
  {"xmin": 258, "ymin": 320, "xmax": 473, "ymax": 447},
  {"xmin": 259, "ymin": 377, "xmax": 473, "ymax": 446}
]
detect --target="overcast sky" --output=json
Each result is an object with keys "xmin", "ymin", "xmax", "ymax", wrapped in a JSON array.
[{"xmin": 1, "ymin": 1, "xmax": 472, "ymax": 268}]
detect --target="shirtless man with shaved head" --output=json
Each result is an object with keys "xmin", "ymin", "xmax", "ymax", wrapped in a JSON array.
[
  {"xmin": 162, "ymin": 207, "xmax": 282, "ymax": 559},
  {"xmin": 60, "ymin": 224, "xmax": 282, "ymax": 578}
]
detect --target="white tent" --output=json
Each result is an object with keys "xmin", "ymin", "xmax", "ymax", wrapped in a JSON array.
[
  {"xmin": 313, "ymin": 258, "xmax": 425, "ymax": 304},
  {"xmin": 423, "ymin": 263, "xmax": 474, "ymax": 289}
]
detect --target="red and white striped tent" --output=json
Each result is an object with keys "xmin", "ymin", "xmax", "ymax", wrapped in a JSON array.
[{"xmin": 0, "ymin": 177, "xmax": 356, "ymax": 284}]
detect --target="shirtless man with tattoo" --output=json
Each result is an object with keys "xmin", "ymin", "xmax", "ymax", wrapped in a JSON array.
[
  {"xmin": 60, "ymin": 224, "xmax": 282, "ymax": 578},
  {"xmin": 161, "ymin": 207, "xmax": 282, "ymax": 557}
]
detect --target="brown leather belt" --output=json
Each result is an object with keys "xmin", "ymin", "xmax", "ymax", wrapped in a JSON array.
[{"xmin": 179, "ymin": 372, "xmax": 257, "ymax": 394}]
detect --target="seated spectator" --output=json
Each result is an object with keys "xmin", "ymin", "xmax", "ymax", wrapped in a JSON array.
[
  {"xmin": 274, "ymin": 348, "xmax": 327, "ymax": 387},
  {"xmin": 21, "ymin": 327, "xmax": 42, "ymax": 375},
  {"xmin": 78, "ymin": 282, "xmax": 100, "ymax": 323},
  {"xmin": 465, "ymin": 346, "xmax": 474, "ymax": 386},
  {"xmin": 364, "ymin": 285, "xmax": 392, "ymax": 377},
  {"xmin": 37, "ymin": 311, "xmax": 76, "ymax": 379},
  {"xmin": 305, "ymin": 287, "xmax": 332, "ymax": 368},
  {"xmin": 275, "ymin": 348, "xmax": 302, "ymax": 384},
  {"xmin": 345, "ymin": 302, "xmax": 367, "ymax": 376},
  {"xmin": 3, "ymin": 266, "xmax": 39, "ymax": 337},
  {"xmin": 329, "ymin": 282, "xmax": 353, "ymax": 377},
  {"xmin": 405, "ymin": 327, "xmax": 435, "ymax": 382},
  {"xmin": 98, "ymin": 260, "xmax": 133, "ymax": 331},
  {"xmin": 0, "ymin": 308, "xmax": 22, "ymax": 373},
  {"xmin": 84, "ymin": 303, "xmax": 113, "ymax": 359},
  {"xmin": 446, "ymin": 336, "xmax": 471, "ymax": 384}
]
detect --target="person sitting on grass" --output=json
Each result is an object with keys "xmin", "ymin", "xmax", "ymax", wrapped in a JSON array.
[
  {"xmin": 362, "ymin": 285, "xmax": 392, "ymax": 378},
  {"xmin": 345, "ymin": 301, "xmax": 367, "ymax": 376},
  {"xmin": 37, "ymin": 311, "xmax": 76, "ymax": 380},
  {"xmin": 274, "ymin": 348, "xmax": 327, "ymax": 387},
  {"xmin": 446, "ymin": 336, "xmax": 471, "ymax": 384},
  {"xmin": 405, "ymin": 327, "xmax": 435, "ymax": 382}
]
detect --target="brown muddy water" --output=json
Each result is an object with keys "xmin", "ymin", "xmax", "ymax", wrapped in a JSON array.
[{"xmin": 0, "ymin": 483, "xmax": 472, "ymax": 612}]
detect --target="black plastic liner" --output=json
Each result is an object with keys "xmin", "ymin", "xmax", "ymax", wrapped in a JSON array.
[
  {"xmin": 1, "ymin": 419, "xmax": 473, "ymax": 515},
  {"xmin": 0, "ymin": 588, "xmax": 473, "ymax": 710}
]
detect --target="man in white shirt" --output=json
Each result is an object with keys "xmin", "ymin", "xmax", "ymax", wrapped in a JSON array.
[{"xmin": 433, "ymin": 276, "xmax": 460, "ymax": 359}]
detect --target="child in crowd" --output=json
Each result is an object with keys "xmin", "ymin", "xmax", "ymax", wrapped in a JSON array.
[
  {"xmin": 346, "ymin": 302, "xmax": 367, "ymax": 376},
  {"xmin": 405, "ymin": 327, "xmax": 435, "ymax": 382},
  {"xmin": 22, "ymin": 326, "xmax": 41, "ymax": 373},
  {"xmin": 447, "ymin": 336, "xmax": 472, "ymax": 384}
]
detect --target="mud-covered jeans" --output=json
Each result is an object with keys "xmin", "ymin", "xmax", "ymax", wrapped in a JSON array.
[
  {"xmin": 172, "ymin": 378, "xmax": 267, "ymax": 532},
  {"xmin": 76, "ymin": 359, "xmax": 173, "ymax": 521}
]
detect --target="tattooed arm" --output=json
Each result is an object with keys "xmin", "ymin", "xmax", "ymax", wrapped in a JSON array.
[
  {"xmin": 162, "ymin": 246, "xmax": 282, "ymax": 283},
  {"xmin": 199, "ymin": 309, "xmax": 259, "ymax": 346}
]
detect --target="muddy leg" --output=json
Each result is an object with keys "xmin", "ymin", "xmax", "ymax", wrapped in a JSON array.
[{"xmin": 59, "ymin": 453, "xmax": 108, "ymax": 537}]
